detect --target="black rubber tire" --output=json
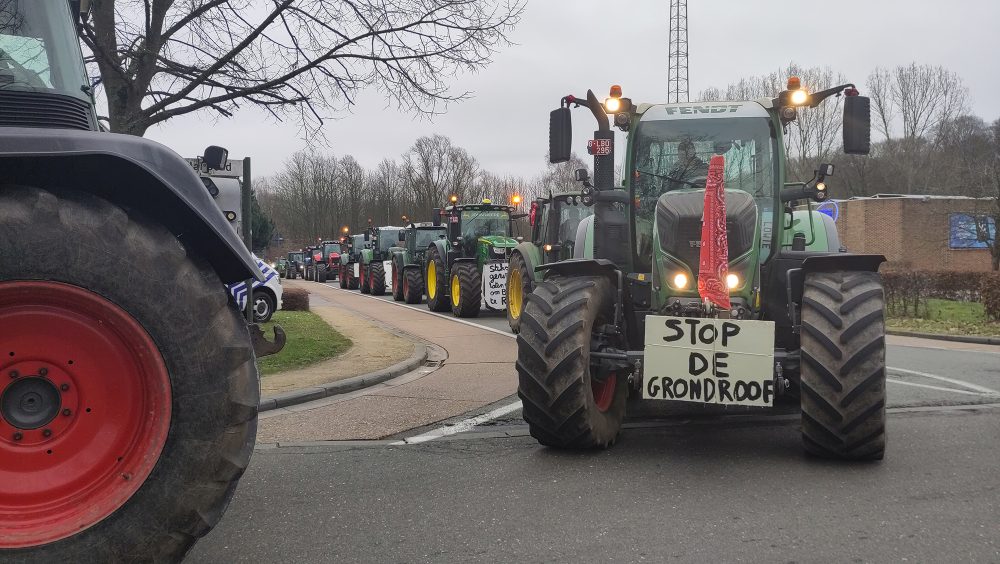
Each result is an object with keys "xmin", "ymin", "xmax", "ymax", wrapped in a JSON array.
[
  {"xmin": 800, "ymin": 271, "xmax": 887, "ymax": 461},
  {"xmin": 516, "ymin": 274, "xmax": 627, "ymax": 449},
  {"xmin": 370, "ymin": 261, "xmax": 386, "ymax": 296},
  {"xmin": 338, "ymin": 265, "xmax": 348, "ymax": 288},
  {"xmin": 425, "ymin": 247, "xmax": 450, "ymax": 312},
  {"xmin": 403, "ymin": 268, "xmax": 423, "ymax": 304},
  {"xmin": 253, "ymin": 289, "xmax": 276, "ymax": 323},
  {"xmin": 317, "ymin": 265, "xmax": 327, "ymax": 283},
  {"xmin": 506, "ymin": 252, "xmax": 532, "ymax": 334},
  {"xmin": 391, "ymin": 261, "xmax": 404, "ymax": 301},
  {"xmin": 450, "ymin": 262, "xmax": 481, "ymax": 318},
  {"xmin": 348, "ymin": 265, "xmax": 359, "ymax": 290},
  {"xmin": 0, "ymin": 185, "xmax": 258, "ymax": 562},
  {"xmin": 359, "ymin": 263, "xmax": 370, "ymax": 294}
]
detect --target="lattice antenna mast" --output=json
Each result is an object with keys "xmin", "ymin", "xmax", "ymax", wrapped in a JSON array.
[{"xmin": 668, "ymin": 0, "xmax": 689, "ymax": 103}]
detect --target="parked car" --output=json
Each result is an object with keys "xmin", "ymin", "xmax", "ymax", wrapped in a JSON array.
[{"xmin": 227, "ymin": 255, "xmax": 283, "ymax": 322}]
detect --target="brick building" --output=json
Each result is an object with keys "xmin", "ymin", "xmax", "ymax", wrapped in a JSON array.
[{"xmin": 836, "ymin": 195, "xmax": 996, "ymax": 272}]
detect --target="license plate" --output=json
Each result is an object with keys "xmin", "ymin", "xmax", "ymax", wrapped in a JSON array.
[
  {"xmin": 482, "ymin": 261, "xmax": 508, "ymax": 310},
  {"xmin": 642, "ymin": 316, "xmax": 776, "ymax": 407}
]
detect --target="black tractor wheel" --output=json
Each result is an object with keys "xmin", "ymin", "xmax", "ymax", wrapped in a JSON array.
[
  {"xmin": 425, "ymin": 247, "xmax": 450, "ymax": 312},
  {"xmin": 800, "ymin": 271, "xmax": 887, "ymax": 461},
  {"xmin": 359, "ymin": 263, "xmax": 371, "ymax": 294},
  {"xmin": 0, "ymin": 185, "xmax": 257, "ymax": 562},
  {"xmin": 370, "ymin": 261, "xmax": 387, "ymax": 296},
  {"xmin": 403, "ymin": 268, "xmax": 423, "ymax": 304},
  {"xmin": 348, "ymin": 266, "xmax": 359, "ymax": 290},
  {"xmin": 450, "ymin": 262, "xmax": 481, "ymax": 318},
  {"xmin": 339, "ymin": 265, "xmax": 348, "ymax": 289},
  {"xmin": 516, "ymin": 274, "xmax": 627, "ymax": 449},
  {"xmin": 253, "ymin": 289, "xmax": 277, "ymax": 323},
  {"xmin": 317, "ymin": 265, "xmax": 327, "ymax": 283},
  {"xmin": 391, "ymin": 261, "xmax": 404, "ymax": 301},
  {"xmin": 506, "ymin": 252, "xmax": 533, "ymax": 334}
]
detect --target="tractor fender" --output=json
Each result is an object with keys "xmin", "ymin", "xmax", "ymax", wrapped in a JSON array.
[
  {"xmin": 512, "ymin": 242, "xmax": 541, "ymax": 282},
  {"xmin": 452, "ymin": 257, "xmax": 478, "ymax": 265},
  {"xmin": 0, "ymin": 128, "xmax": 259, "ymax": 283},
  {"xmin": 429, "ymin": 239, "xmax": 450, "ymax": 268},
  {"xmin": 536, "ymin": 258, "xmax": 618, "ymax": 281},
  {"xmin": 802, "ymin": 253, "xmax": 885, "ymax": 274}
]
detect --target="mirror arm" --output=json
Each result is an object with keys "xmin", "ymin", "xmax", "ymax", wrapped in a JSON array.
[{"xmin": 808, "ymin": 83, "xmax": 857, "ymax": 108}]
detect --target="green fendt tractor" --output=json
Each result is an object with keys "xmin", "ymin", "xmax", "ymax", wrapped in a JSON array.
[
  {"xmin": 0, "ymin": 1, "xmax": 272, "ymax": 560},
  {"xmin": 424, "ymin": 199, "xmax": 518, "ymax": 317},
  {"xmin": 359, "ymin": 226, "xmax": 403, "ymax": 295},
  {"xmin": 339, "ymin": 234, "xmax": 365, "ymax": 289},
  {"xmin": 507, "ymin": 191, "xmax": 594, "ymax": 332},
  {"xmin": 390, "ymin": 222, "xmax": 447, "ymax": 303},
  {"xmin": 517, "ymin": 81, "xmax": 887, "ymax": 460}
]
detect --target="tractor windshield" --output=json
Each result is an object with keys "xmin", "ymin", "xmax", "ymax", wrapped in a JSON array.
[
  {"xmin": 460, "ymin": 209, "xmax": 510, "ymax": 239},
  {"xmin": 415, "ymin": 228, "xmax": 446, "ymax": 248},
  {"xmin": 554, "ymin": 195, "xmax": 593, "ymax": 245},
  {"xmin": 0, "ymin": 0, "xmax": 91, "ymax": 102},
  {"xmin": 323, "ymin": 243, "xmax": 342, "ymax": 256},
  {"xmin": 290, "ymin": 253, "xmax": 303, "ymax": 262}
]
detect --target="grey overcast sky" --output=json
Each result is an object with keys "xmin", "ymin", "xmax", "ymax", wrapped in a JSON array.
[{"xmin": 144, "ymin": 0, "xmax": 1000, "ymax": 180}]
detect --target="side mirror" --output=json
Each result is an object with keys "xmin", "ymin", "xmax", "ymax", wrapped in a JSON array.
[
  {"xmin": 843, "ymin": 96, "xmax": 871, "ymax": 155},
  {"xmin": 780, "ymin": 181, "xmax": 829, "ymax": 203},
  {"xmin": 432, "ymin": 208, "xmax": 443, "ymax": 227},
  {"xmin": 549, "ymin": 107, "xmax": 572, "ymax": 164},
  {"xmin": 573, "ymin": 168, "xmax": 589, "ymax": 182},
  {"xmin": 364, "ymin": 232, "xmax": 370, "ymax": 241},
  {"xmin": 398, "ymin": 231, "xmax": 406, "ymax": 242},
  {"xmin": 818, "ymin": 163, "xmax": 835, "ymax": 177},
  {"xmin": 202, "ymin": 145, "xmax": 229, "ymax": 170}
]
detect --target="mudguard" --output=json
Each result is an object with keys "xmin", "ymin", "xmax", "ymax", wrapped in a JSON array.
[
  {"xmin": 0, "ymin": 127, "xmax": 259, "ymax": 283},
  {"xmin": 801, "ymin": 253, "xmax": 885, "ymax": 273},
  {"xmin": 429, "ymin": 239, "xmax": 450, "ymax": 267},
  {"xmin": 512, "ymin": 242, "xmax": 541, "ymax": 283},
  {"xmin": 537, "ymin": 258, "xmax": 618, "ymax": 278}
]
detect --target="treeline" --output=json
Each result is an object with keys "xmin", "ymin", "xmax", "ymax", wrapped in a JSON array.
[{"xmin": 258, "ymin": 134, "xmax": 590, "ymax": 248}]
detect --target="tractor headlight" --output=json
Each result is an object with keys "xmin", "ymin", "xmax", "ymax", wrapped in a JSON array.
[
  {"xmin": 790, "ymin": 89, "xmax": 809, "ymax": 105},
  {"xmin": 726, "ymin": 273, "xmax": 740, "ymax": 290},
  {"xmin": 604, "ymin": 97, "xmax": 622, "ymax": 113},
  {"xmin": 672, "ymin": 272, "xmax": 689, "ymax": 289}
]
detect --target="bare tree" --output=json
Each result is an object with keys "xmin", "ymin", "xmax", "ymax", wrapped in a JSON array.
[{"xmin": 81, "ymin": 0, "xmax": 524, "ymax": 135}]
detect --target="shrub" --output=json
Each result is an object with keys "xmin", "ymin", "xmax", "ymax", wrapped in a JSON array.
[
  {"xmin": 882, "ymin": 270, "xmax": 989, "ymax": 318},
  {"xmin": 281, "ymin": 287, "xmax": 310, "ymax": 311},
  {"xmin": 981, "ymin": 273, "xmax": 1000, "ymax": 321}
]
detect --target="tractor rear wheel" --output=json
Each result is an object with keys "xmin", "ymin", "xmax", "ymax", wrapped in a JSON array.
[
  {"xmin": 799, "ymin": 271, "xmax": 887, "ymax": 460},
  {"xmin": 370, "ymin": 262, "xmax": 387, "ymax": 296},
  {"xmin": 348, "ymin": 265, "xmax": 359, "ymax": 290},
  {"xmin": 425, "ymin": 247, "xmax": 449, "ymax": 312},
  {"xmin": 0, "ymin": 185, "xmax": 257, "ymax": 561},
  {"xmin": 403, "ymin": 268, "xmax": 423, "ymax": 304},
  {"xmin": 391, "ymin": 262, "xmax": 404, "ymax": 301},
  {"xmin": 450, "ymin": 262, "xmax": 481, "ymax": 318},
  {"xmin": 516, "ymin": 274, "xmax": 626, "ymax": 448},
  {"xmin": 506, "ymin": 252, "xmax": 532, "ymax": 333},
  {"xmin": 359, "ymin": 264, "xmax": 370, "ymax": 294},
  {"xmin": 317, "ymin": 265, "xmax": 327, "ymax": 283},
  {"xmin": 338, "ymin": 265, "xmax": 348, "ymax": 288}
]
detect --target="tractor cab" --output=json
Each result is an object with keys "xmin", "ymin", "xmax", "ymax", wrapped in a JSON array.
[
  {"xmin": 530, "ymin": 191, "xmax": 594, "ymax": 262},
  {"xmin": 434, "ymin": 199, "xmax": 518, "ymax": 262},
  {"xmin": 401, "ymin": 222, "xmax": 447, "ymax": 256}
]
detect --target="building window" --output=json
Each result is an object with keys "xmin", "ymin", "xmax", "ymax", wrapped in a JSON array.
[{"xmin": 949, "ymin": 213, "xmax": 996, "ymax": 249}]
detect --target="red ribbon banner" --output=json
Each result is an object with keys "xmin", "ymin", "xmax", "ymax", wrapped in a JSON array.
[{"xmin": 697, "ymin": 155, "xmax": 731, "ymax": 310}]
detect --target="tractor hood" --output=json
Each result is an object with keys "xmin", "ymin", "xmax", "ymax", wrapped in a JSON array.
[{"xmin": 479, "ymin": 235, "xmax": 518, "ymax": 249}]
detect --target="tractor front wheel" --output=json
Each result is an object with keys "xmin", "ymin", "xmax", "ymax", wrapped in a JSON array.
[
  {"xmin": 800, "ymin": 271, "xmax": 887, "ymax": 460},
  {"xmin": 403, "ymin": 268, "xmax": 423, "ymax": 304},
  {"xmin": 0, "ymin": 186, "xmax": 257, "ymax": 561},
  {"xmin": 359, "ymin": 264, "xmax": 371, "ymax": 294},
  {"xmin": 339, "ymin": 265, "xmax": 348, "ymax": 288},
  {"xmin": 450, "ymin": 262, "xmax": 481, "ymax": 318},
  {"xmin": 516, "ymin": 274, "xmax": 627, "ymax": 448},
  {"xmin": 317, "ymin": 265, "xmax": 327, "ymax": 283},
  {"xmin": 425, "ymin": 248, "xmax": 449, "ymax": 312},
  {"xmin": 370, "ymin": 262, "xmax": 387, "ymax": 296},
  {"xmin": 506, "ymin": 253, "xmax": 532, "ymax": 333},
  {"xmin": 391, "ymin": 262, "xmax": 404, "ymax": 301}
]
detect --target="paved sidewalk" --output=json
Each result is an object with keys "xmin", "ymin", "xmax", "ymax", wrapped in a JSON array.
[{"xmin": 257, "ymin": 283, "xmax": 517, "ymax": 442}]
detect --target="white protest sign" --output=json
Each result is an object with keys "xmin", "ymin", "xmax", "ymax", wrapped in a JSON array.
[
  {"xmin": 642, "ymin": 316, "xmax": 775, "ymax": 407},
  {"xmin": 383, "ymin": 260, "xmax": 394, "ymax": 291},
  {"xmin": 482, "ymin": 261, "xmax": 508, "ymax": 310},
  {"xmin": 352, "ymin": 263, "xmax": 359, "ymax": 278}
]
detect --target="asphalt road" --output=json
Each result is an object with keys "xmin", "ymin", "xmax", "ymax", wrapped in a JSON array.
[{"xmin": 186, "ymin": 280, "xmax": 1000, "ymax": 563}]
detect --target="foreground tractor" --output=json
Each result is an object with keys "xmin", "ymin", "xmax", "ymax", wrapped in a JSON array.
[
  {"xmin": 517, "ymin": 81, "xmax": 887, "ymax": 460},
  {"xmin": 360, "ymin": 226, "xmax": 403, "ymax": 296},
  {"xmin": 424, "ymin": 200, "xmax": 518, "ymax": 317},
  {"xmin": 306, "ymin": 240, "xmax": 342, "ymax": 282},
  {"xmin": 507, "ymin": 191, "xmax": 593, "ymax": 332},
  {"xmin": 339, "ymin": 234, "xmax": 366, "ymax": 289},
  {"xmin": 390, "ymin": 222, "xmax": 447, "ymax": 303},
  {"xmin": 285, "ymin": 250, "xmax": 305, "ymax": 279},
  {"xmin": 0, "ymin": 1, "xmax": 265, "ymax": 560}
]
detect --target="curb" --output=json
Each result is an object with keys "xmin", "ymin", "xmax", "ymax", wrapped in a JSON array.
[
  {"xmin": 888, "ymin": 329, "xmax": 1000, "ymax": 346},
  {"xmin": 258, "ymin": 344, "xmax": 428, "ymax": 412}
]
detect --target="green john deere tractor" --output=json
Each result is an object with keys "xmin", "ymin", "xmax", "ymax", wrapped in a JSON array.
[
  {"xmin": 339, "ymin": 234, "xmax": 365, "ymax": 289},
  {"xmin": 507, "ymin": 190, "xmax": 594, "ymax": 332},
  {"xmin": 517, "ymin": 81, "xmax": 887, "ymax": 460},
  {"xmin": 390, "ymin": 222, "xmax": 448, "ymax": 303},
  {"xmin": 424, "ymin": 199, "xmax": 518, "ymax": 317},
  {"xmin": 360, "ymin": 226, "xmax": 403, "ymax": 295}
]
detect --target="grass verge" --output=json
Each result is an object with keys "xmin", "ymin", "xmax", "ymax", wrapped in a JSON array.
[
  {"xmin": 887, "ymin": 298, "xmax": 1000, "ymax": 337},
  {"xmin": 258, "ymin": 310, "xmax": 352, "ymax": 376}
]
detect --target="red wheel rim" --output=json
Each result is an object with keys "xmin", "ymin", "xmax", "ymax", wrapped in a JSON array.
[
  {"xmin": 0, "ymin": 281, "xmax": 171, "ymax": 548},
  {"xmin": 592, "ymin": 372, "xmax": 617, "ymax": 413}
]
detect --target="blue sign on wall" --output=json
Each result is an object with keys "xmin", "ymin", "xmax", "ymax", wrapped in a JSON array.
[{"xmin": 949, "ymin": 213, "xmax": 995, "ymax": 249}]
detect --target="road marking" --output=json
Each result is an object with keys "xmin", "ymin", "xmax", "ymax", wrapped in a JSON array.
[
  {"xmin": 326, "ymin": 283, "xmax": 516, "ymax": 340},
  {"xmin": 886, "ymin": 378, "xmax": 988, "ymax": 396},
  {"xmin": 889, "ymin": 367, "xmax": 1000, "ymax": 396},
  {"xmin": 390, "ymin": 400, "xmax": 523, "ymax": 445}
]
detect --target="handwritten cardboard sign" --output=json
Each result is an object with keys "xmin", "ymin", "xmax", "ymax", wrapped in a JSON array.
[
  {"xmin": 482, "ymin": 261, "xmax": 508, "ymax": 310},
  {"xmin": 642, "ymin": 316, "xmax": 775, "ymax": 406}
]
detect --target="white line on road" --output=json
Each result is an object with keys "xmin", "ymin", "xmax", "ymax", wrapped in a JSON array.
[
  {"xmin": 390, "ymin": 400, "xmax": 524, "ymax": 445},
  {"xmin": 886, "ymin": 378, "xmax": 988, "ymax": 396},
  {"xmin": 889, "ymin": 367, "xmax": 1000, "ymax": 396}
]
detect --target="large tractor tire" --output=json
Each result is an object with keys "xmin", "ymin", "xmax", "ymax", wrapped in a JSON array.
[
  {"xmin": 424, "ymin": 247, "xmax": 449, "ymax": 312},
  {"xmin": 391, "ymin": 262, "xmax": 404, "ymax": 301},
  {"xmin": 348, "ymin": 265, "xmax": 359, "ymax": 290},
  {"xmin": 338, "ymin": 265, "xmax": 348, "ymax": 289},
  {"xmin": 369, "ymin": 261, "xmax": 387, "ymax": 296},
  {"xmin": 0, "ymin": 186, "xmax": 258, "ymax": 562},
  {"xmin": 359, "ymin": 263, "xmax": 371, "ymax": 294},
  {"xmin": 516, "ymin": 275, "xmax": 627, "ymax": 448},
  {"xmin": 506, "ymin": 252, "xmax": 532, "ymax": 333},
  {"xmin": 450, "ymin": 262, "xmax": 481, "ymax": 318},
  {"xmin": 799, "ymin": 271, "xmax": 887, "ymax": 461},
  {"xmin": 403, "ymin": 268, "xmax": 423, "ymax": 304},
  {"xmin": 317, "ymin": 265, "xmax": 327, "ymax": 283}
]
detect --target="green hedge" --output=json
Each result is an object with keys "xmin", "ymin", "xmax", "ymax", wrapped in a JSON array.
[{"xmin": 882, "ymin": 270, "xmax": 993, "ymax": 317}]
